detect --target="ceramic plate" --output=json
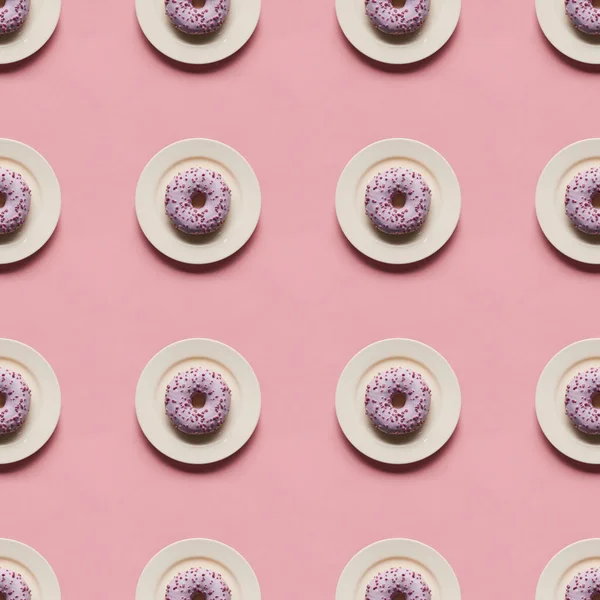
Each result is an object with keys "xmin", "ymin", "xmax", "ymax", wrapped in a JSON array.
[
  {"xmin": 136, "ymin": 138, "xmax": 261, "ymax": 265},
  {"xmin": 136, "ymin": 338, "xmax": 261, "ymax": 464},
  {"xmin": 136, "ymin": 0, "xmax": 260, "ymax": 64},
  {"xmin": 0, "ymin": 539, "xmax": 60, "ymax": 599},
  {"xmin": 536, "ymin": 338, "xmax": 600, "ymax": 464},
  {"xmin": 336, "ymin": 139, "xmax": 460, "ymax": 264},
  {"xmin": 0, "ymin": 139, "xmax": 60, "ymax": 265},
  {"xmin": 536, "ymin": 139, "xmax": 600, "ymax": 264},
  {"xmin": 537, "ymin": 0, "xmax": 600, "ymax": 64},
  {"xmin": 0, "ymin": 339, "xmax": 60, "ymax": 465},
  {"xmin": 336, "ymin": 0, "xmax": 460, "ymax": 65},
  {"xmin": 337, "ymin": 539, "xmax": 460, "ymax": 600},
  {"xmin": 336, "ymin": 338, "xmax": 461, "ymax": 464},
  {"xmin": 537, "ymin": 539, "xmax": 600, "ymax": 600},
  {"xmin": 0, "ymin": 0, "xmax": 60, "ymax": 64},
  {"xmin": 137, "ymin": 539, "xmax": 260, "ymax": 600}
]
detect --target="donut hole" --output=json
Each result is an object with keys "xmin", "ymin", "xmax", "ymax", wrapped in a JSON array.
[
  {"xmin": 191, "ymin": 191, "xmax": 207, "ymax": 209},
  {"xmin": 0, "ymin": 592, "xmax": 6, "ymax": 600},
  {"xmin": 0, "ymin": 192, "xmax": 6, "ymax": 209},
  {"xmin": 391, "ymin": 593, "xmax": 406, "ymax": 600},
  {"xmin": 391, "ymin": 0, "xmax": 407, "ymax": 6},
  {"xmin": 591, "ymin": 594, "xmax": 600, "ymax": 600},
  {"xmin": 191, "ymin": 594, "xmax": 206, "ymax": 600},
  {"xmin": 191, "ymin": 392, "xmax": 207, "ymax": 409},
  {"xmin": 592, "ymin": 393, "xmax": 600, "ymax": 409},
  {"xmin": 191, "ymin": 0, "xmax": 207, "ymax": 7},
  {"xmin": 391, "ymin": 392, "xmax": 407, "ymax": 409},
  {"xmin": 592, "ymin": 192, "xmax": 600, "ymax": 209},
  {"xmin": 0, "ymin": 392, "xmax": 6, "ymax": 409},
  {"xmin": 0, "ymin": 0, "xmax": 5, "ymax": 8},
  {"xmin": 593, "ymin": 0, "xmax": 600, "ymax": 8},
  {"xmin": 391, "ymin": 192, "xmax": 407, "ymax": 209}
]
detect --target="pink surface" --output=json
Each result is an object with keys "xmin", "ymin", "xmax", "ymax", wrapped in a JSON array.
[{"xmin": 1, "ymin": 1, "xmax": 600, "ymax": 599}]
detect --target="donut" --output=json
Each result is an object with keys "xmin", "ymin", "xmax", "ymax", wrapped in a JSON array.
[
  {"xmin": 0, "ymin": 568, "xmax": 31, "ymax": 600},
  {"xmin": 0, "ymin": 367, "xmax": 31, "ymax": 435},
  {"xmin": 365, "ymin": 0, "xmax": 430, "ymax": 35},
  {"xmin": 165, "ymin": 0, "xmax": 230, "ymax": 35},
  {"xmin": 565, "ymin": 168, "xmax": 600, "ymax": 234},
  {"xmin": 0, "ymin": 0, "xmax": 30, "ymax": 35},
  {"xmin": 365, "ymin": 367, "xmax": 431, "ymax": 435},
  {"xmin": 365, "ymin": 167, "xmax": 431, "ymax": 235},
  {"xmin": 565, "ymin": 367, "xmax": 600, "ymax": 434},
  {"xmin": 366, "ymin": 568, "xmax": 431, "ymax": 600},
  {"xmin": 566, "ymin": 567, "xmax": 600, "ymax": 600},
  {"xmin": 166, "ymin": 568, "xmax": 232, "ymax": 600},
  {"xmin": 165, "ymin": 367, "xmax": 231, "ymax": 434},
  {"xmin": 0, "ymin": 167, "xmax": 31, "ymax": 235},
  {"xmin": 566, "ymin": 0, "xmax": 600, "ymax": 34},
  {"xmin": 165, "ymin": 167, "xmax": 231, "ymax": 235}
]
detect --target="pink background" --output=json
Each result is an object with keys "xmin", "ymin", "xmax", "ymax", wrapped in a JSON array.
[{"xmin": 1, "ymin": 1, "xmax": 600, "ymax": 598}]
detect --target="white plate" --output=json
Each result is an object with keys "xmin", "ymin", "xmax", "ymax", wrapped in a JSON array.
[
  {"xmin": 0, "ymin": 139, "xmax": 61, "ymax": 265},
  {"xmin": 537, "ymin": 539, "xmax": 600, "ymax": 600},
  {"xmin": 0, "ymin": 0, "xmax": 60, "ymax": 65},
  {"xmin": 336, "ymin": 0, "xmax": 460, "ymax": 65},
  {"xmin": 536, "ymin": 139, "xmax": 600, "ymax": 265},
  {"xmin": 536, "ymin": 0, "xmax": 600, "ymax": 64},
  {"xmin": 136, "ymin": 0, "xmax": 260, "ymax": 65},
  {"xmin": 336, "ymin": 139, "xmax": 461, "ymax": 265},
  {"xmin": 0, "ymin": 539, "xmax": 60, "ymax": 600},
  {"xmin": 336, "ymin": 338, "xmax": 461, "ymax": 464},
  {"xmin": 337, "ymin": 539, "xmax": 460, "ymax": 600},
  {"xmin": 535, "ymin": 338, "xmax": 600, "ymax": 464},
  {"xmin": 0, "ymin": 339, "xmax": 61, "ymax": 465},
  {"xmin": 136, "ymin": 338, "xmax": 261, "ymax": 464},
  {"xmin": 136, "ymin": 139, "xmax": 261, "ymax": 265},
  {"xmin": 137, "ymin": 539, "xmax": 260, "ymax": 600}
]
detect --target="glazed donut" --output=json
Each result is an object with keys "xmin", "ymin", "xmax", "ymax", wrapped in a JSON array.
[
  {"xmin": 0, "ymin": 167, "xmax": 31, "ymax": 235},
  {"xmin": 565, "ymin": 367, "xmax": 600, "ymax": 434},
  {"xmin": 365, "ymin": 367, "xmax": 431, "ymax": 435},
  {"xmin": 365, "ymin": 0, "xmax": 430, "ymax": 35},
  {"xmin": 0, "ymin": 0, "xmax": 30, "ymax": 35},
  {"xmin": 565, "ymin": 168, "xmax": 600, "ymax": 234},
  {"xmin": 166, "ymin": 568, "xmax": 232, "ymax": 600},
  {"xmin": 165, "ymin": 167, "xmax": 231, "ymax": 235},
  {"xmin": 0, "ymin": 367, "xmax": 31, "ymax": 435},
  {"xmin": 165, "ymin": 367, "xmax": 231, "ymax": 434},
  {"xmin": 566, "ymin": 0, "xmax": 600, "ymax": 34},
  {"xmin": 0, "ymin": 568, "xmax": 31, "ymax": 600},
  {"xmin": 165, "ymin": 0, "xmax": 230, "ymax": 35},
  {"xmin": 366, "ymin": 568, "xmax": 431, "ymax": 600},
  {"xmin": 365, "ymin": 167, "xmax": 431, "ymax": 235},
  {"xmin": 566, "ymin": 567, "xmax": 600, "ymax": 600}
]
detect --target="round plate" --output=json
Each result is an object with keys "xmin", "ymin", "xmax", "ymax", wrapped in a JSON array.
[
  {"xmin": 136, "ymin": 0, "xmax": 260, "ymax": 65},
  {"xmin": 0, "ymin": 0, "xmax": 60, "ymax": 65},
  {"xmin": 336, "ymin": 338, "xmax": 461, "ymax": 464},
  {"xmin": 0, "ymin": 539, "xmax": 60, "ymax": 600},
  {"xmin": 536, "ymin": 139, "xmax": 600, "ymax": 264},
  {"xmin": 336, "ymin": 139, "xmax": 461, "ymax": 265},
  {"xmin": 537, "ymin": 539, "xmax": 600, "ymax": 600},
  {"xmin": 536, "ymin": 0, "xmax": 600, "ymax": 65},
  {"xmin": 137, "ymin": 539, "xmax": 260, "ymax": 600},
  {"xmin": 0, "ymin": 139, "xmax": 61, "ymax": 265},
  {"xmin": 337, "ymin": 539, "xmax": 461, "ymax": 600},
  {"xmin": 136, "ymin": 139, "xmax": 261, "ymax": 265},
  {"xmin": 0, "ymin": 339, "xmax": 61, "ymax": 465},
  {"xmin": 535, "ymin": 338, "xmax": 600, "ymax": 464},
  {"xmin": 136, "ymin": 338, "xmax": 261, "ymax": 464},
  {"xmin": 336, "ymin": 0, "xmax": 460, "ymax": 65}
]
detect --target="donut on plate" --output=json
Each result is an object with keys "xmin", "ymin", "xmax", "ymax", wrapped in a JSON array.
[
  {"xmin": 0, "ymin": 0, "xmax": 30, "ymax": 35},
  {"xmin": 166, "ymin": 567, "xmax": 232, "ymax": 600},
  {"xmin": 0, "ymin": 568, "xmax": 31, "ymax": 600},
  {"xmin": 365, "ymin": 367, "xmax": 431, "ymax": 435},
  {"xmin": 365, "ymin": 167, "xmax": 431, "ymax": 235},
  {"xmin": 365, "ymin": 0, "xmax": 430, "ymax": 35},
  {"xmin": 0, "ymin": 167, "xmax": 31, "ymax": 235},
  {"xmin": 0, "ymin": 367, "xmax": 31, "ymax": 435},
  {"xmin": 565, "ymin": 367, "xmax": 600, "ymax": 434},
  {"xmin": 365, "ymin": 568, "xmax": 431, "ymax": 600},
  {"xmin": 565, "ymin": 168, "xmax": 600, "ymax": 234},
  {"xmin": 566, "ymin": 0, "xmax": 600, "ymax": 34},
  {"xmin": 165, "ymin": 0, "xmax": 230, "ymax": 35},
  {"xmin": 566, "ymin": 567, "xmax": 600, "ymax": 600}
]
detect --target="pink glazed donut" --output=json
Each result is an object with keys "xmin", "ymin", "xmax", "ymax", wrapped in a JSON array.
[
  {"xmin": 566, "ymin": 567, "xmax": 600, "ymax": 600},
  {"xmin": 366, "ymin": 568, "xmax": 432, "ymax": 600},
  {"xmin": 365, "ymin": 167, "xmax": 431, "ymax": 235},
  {"xmin": 365, "ymin": 0, "xmax": 430, "ymax": 35},
  {"xmin": 565, "ymin": 168, "xmax": 600, "ymax": 234},
  {"xmin": 0, "ymin": 0, "xmax": 30, "ymax": 35},
  {"xmin": 165, "ymin": 367, "xmax": 231, "ymax": 434},
  {"xmin": 365, "ymin": 367, "xmax": 431, "ymax": 435},
  {"xmin": 0, "ymin": 367, "xmax": 31, "ymax": 435},
  {"xmin": 166, "ymin": 568, "xmax": 232, "ymax": 600},
  {"xmin": 0, "ymin": 569, "xmax": 31, "ymax": 600},
  {"xmin": 565, "ymin": 367, "xmax": 600, "ymax": 434},
  {"xmin": 165, "ymin": 0, "xmax": 230, "ymax": 35},
  {"xmin": 566, "ymin": 0, "xmax": 600, "ymax": 34},
  {"xmin": 0, "ymin": 167, "xmax": 31, "ymax": 235},
  {"xmin": 165, "ymin": 167, "xmax": 231, "ymax": 235}
]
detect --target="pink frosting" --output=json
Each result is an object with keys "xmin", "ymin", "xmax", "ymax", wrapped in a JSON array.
[
  {"xmin": 365, "ymin": 0, "xmax": 430, "ymax": 35},
  {"xmin": 0, "ymin": 367, "xmax": 31, "ymax": 435},
  {"xmin": 0, "ymin": 568, "xmax": 31, "ymax": 600},
  {"xmin": 166, "ymin": 568, "xmax": 231, "ymax": 600},
  {"xmin": 0, "ymin": 167, "xmax": 31, "ymax": 235},
  {"xmin": 0, "ymin": 0, "xmax": 30, "ymax": 35},
  {"xmin": 165, "ymin": 0, "xmax": 230, "ymax": 35}
]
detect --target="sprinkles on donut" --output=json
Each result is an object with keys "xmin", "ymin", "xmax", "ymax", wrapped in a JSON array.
[
  {"xmin": 0, "ymin": 0, "xmax": 30, "ymax": 35},
  {"xmin": 565, "ymin": 367, "xmax": 600, "ymax": 434},
  {"xmin": 166, "ymin": 567, "xmax": 232, "ymax": 600},
  {"xmin": 566, "ymin": 567, "xmax": 600, "ymax": 600},
  {"xmin": 0, "ymin": 568, "xmax": 31, "ymax": 600},
  {"xmin": 165, "ymin": 0, "xmax": 230, "ymax": 35},
  {"xmin": 0, "ymin": 167, "xmax": 31, "ymax": 235},
  {"xmin": 565, "ymin": 168, "xmax": 600, "ymax": 235},
  {"xmin": 0, "ymin": 367, "xmax": 31, "ymax": 435},
  {"xmin": 365, "ymin": 0, "xmax": 430, "ymax": 35},
  {"xmin": 566, "ymin": 0, "xmax": 600, "ymax": 34},
  {"xmin": 365, "ymin": 568, "xmax": 432, "ymax": 600}
]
